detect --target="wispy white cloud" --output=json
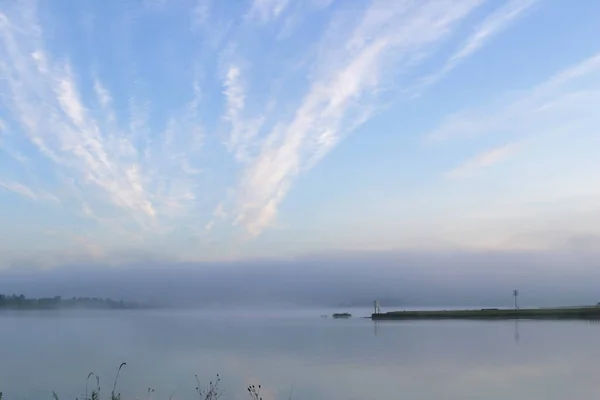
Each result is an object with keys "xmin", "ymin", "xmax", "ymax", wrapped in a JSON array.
[
  {"xmin": 93, "ymin": 78, "xmax": 113, "ymax": 112},
  {"xmin": 0, "ymin": 180, "xmax": 58, "ymax": 203},
  {"xmin": 222, "ymin": 65, "xmax": 246, "ymax": 157},
  {"xmin": 247, "ymin": 0, "xmax": 289, "ymax": 23},
  {"xmin": 274, "ymin": 0, "xmax": 336, "ymax": 40},
  {"xmin": 446, "ymin": 142, "xmax": 522, "ymax": 179},
  {"xmin": 0, "ymin": 181, "xmax": 37, "ymax": 201},
  {"xmin": 0, "ymin": 118, "xmax": 29, "ymax": 163},
  {"xmin": 214, "ymin": 202, "xmax": 228, "ymax": 219},
  {"xmin": 421, "ymin": 52, "xmax": 600, "ymax": 249},
  {"xmin": 4, "ymin": 149, "xmax": 29, "ymax": 164},
  {"xmin": 427, "ymin": 52, "xmax": 600, "ymax": 142},
  {"xmin": 233, "ymin": 0, "xmax": 484, "ymax": 235},
  {"xmin": 204, "ymin": 201, "xmax": 229, "ymax": 231},
  {"xmin": 221, "ymin": 64, "xmax": 266, "ymax": 162},
  {"xmin": 144, "ymin": 84, "xmax": 204, "ymax": 221},
  {"xmin": 0, "ymin": 1, "xmax": 205, "ymax": 238},
  {"xmin": 223, "ymin": 65, "xmax": 244, "ymax": 112},
  {"xmin": 416, "ymin": 0, "xmax": 538, "ymax": 93}
]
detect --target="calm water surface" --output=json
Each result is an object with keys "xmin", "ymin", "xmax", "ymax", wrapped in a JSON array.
[{"xmin": 1, "ymin": 308, "xmax": 600, "ymax": 400}]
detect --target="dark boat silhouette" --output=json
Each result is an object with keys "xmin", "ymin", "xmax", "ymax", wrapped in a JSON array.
[{"xmin": 332, "ymin": 313, "xmax": 352, "ymax": 319}]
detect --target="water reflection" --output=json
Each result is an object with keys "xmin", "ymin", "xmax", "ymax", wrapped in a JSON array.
[{"xmin": 2, "ymin": 310, "xmax": 600, "ymax": 399}]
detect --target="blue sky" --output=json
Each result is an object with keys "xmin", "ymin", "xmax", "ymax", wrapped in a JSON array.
[{"xmin": 0, "ymin": 0, "xmax": 599, "ymax": 268}]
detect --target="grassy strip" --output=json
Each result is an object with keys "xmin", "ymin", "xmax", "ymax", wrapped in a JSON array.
[{"xmin": 372, "ymin": 307, "xmax": 600, "ymax": 320}]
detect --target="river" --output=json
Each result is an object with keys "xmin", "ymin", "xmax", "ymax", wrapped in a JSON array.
[{"xmin": 1, "ymin": 307, "xmax": 599, "ymax": 399}]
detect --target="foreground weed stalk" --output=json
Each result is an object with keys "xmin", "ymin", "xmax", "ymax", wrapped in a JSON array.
[
  {"xmin": 111, "ymin": 363, "xmax": 126, "ymax": 400},
  {"xmin": 195, "ymin": 374, "xmax": 222, "ymax": 400},
  {"xmin": 0, "ymin": 365, "xmax": 269, "ymax": 400},
  {"xmin": 247, "ymin": 384, "xmax": 262, "ymax": 400},
  {"xmin": 86, "ymin": 372, "xmax": 100, "ymax": 400}
]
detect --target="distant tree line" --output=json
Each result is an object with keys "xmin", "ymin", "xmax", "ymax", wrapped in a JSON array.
[{"xmin": 0, "ymin": 294, "xmax": 146, "ymax": 310}]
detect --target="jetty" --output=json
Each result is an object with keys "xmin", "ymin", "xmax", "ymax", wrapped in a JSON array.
[{"xmin": 371, "ymin": 306, "xmax": 600, "ymax": 321}]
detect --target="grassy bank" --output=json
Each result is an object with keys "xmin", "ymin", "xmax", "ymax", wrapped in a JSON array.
[{"xmin": 371, "ymin": 307, "xmax": 600, "ymax": 320}]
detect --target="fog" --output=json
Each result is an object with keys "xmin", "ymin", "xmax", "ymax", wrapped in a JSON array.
[{"xmin": 1, "ymin": 250, "xmax": 599, "ymax": 309}]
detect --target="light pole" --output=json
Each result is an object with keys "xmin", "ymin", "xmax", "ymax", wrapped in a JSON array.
[
  {"xmin": 513, "ymin": 290, "xmax": 519, "ymax": 310},
  {"xmin": 373, "ymin": 300, "xmax": 381, "ymax": 315}
]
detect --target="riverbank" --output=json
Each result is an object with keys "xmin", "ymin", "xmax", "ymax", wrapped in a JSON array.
[{"xmin": 371, "ymin": 307, "xmax": 600, "ymax": 320}]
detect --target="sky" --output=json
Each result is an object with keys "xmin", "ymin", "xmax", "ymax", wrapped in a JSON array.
[{"xmin": 0, "ymin": 0, "xmax": 599, "ymax": 270}]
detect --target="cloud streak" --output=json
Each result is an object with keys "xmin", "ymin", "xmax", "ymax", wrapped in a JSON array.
[
  {"xmin": 417, "ymin": 0, "xmax": 538, "ymax": 93},
  {"xmin": 0, "ymin": 180, "xmax": 57, "ymax": 203},
  {"xmin": 446, "ymin": 142, "xmax": 522, "ymax": 179},
  {"xmin": 0, "ymin": 1, "xmax": 204, "ymax": 238},
  {"xmin": 247, "ymin": 0, "xmax": 289, "ymax": 23},
  {"xmin": 222, "ymin": 64, "xmax": 263, "ymax": 162},
  {"xmin": 233, "ymin": 0, "xmax": 484, "ymax": 235},
  {"xmin": 426, "ymin": 52, "xmax": 600, "ymax": 142}
]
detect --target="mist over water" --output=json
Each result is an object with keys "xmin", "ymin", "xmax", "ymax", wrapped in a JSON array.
[
  {"xmin": 2, "ymin": 250, "xmax": 600, "ymax": 309},
  {"xmin": 1, "ymin": 308, "xmax": 600, "ymax": 400}
]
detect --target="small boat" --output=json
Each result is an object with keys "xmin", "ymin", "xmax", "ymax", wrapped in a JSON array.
[{"xmin": 332, "ymin": 313, "xmax": 352, "ymax": 319}]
